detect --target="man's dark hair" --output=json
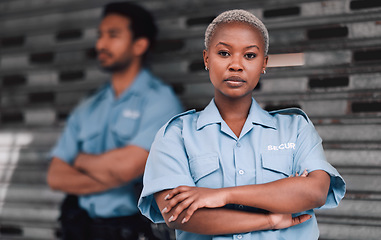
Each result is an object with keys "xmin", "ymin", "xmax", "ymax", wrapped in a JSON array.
[{"xmin": 103, "ymin": 1, "xmax": 158, "ymax": 62}]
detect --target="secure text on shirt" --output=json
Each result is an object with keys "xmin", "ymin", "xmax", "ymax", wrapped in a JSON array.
[
  {"xmin": 267, "ymin": 143, "xmax": 295, "ymax": 151},
  {"xmin": 123, "ymin": 109, "xmax": 141, "ymax": 119}
]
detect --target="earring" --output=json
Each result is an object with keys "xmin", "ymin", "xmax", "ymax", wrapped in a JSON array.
[
  {"xmin": 263, "ymin": 69, "xmax": 266, "ymax": 74},
  {"xmin": 205, "ymin": 66, "xmax": 209, "ymax": 71}
]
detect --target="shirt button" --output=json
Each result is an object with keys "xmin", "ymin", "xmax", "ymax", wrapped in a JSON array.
[
  {"xmin": 236, "ymin": 142, "xmax": 241, "ymax": 147},
  {"xmin": 237, "ymin": 235, "xmax": 243, "ymax": 239},
  {"xmin": 239, "ymin": 169, "xmax": 245, "ymax": 175}
]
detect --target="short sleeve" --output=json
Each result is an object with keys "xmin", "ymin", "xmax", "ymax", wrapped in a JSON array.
[
  {"xmin": 50, "ymin": 110, "xmax": 81, "ymax": 165},
  {"xmin": 293, "ymin": 117, "xmax": 346, "ymax": 209},
  {"xmin": 138, "ymin": 118, "xmax": 195, "ymax": 223},
  {"xmin": 128, "ymin": 91, "xmax": 183, "ymax": 151}
]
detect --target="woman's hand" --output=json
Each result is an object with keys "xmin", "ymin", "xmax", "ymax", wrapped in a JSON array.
[
  {"xmin": 161, "ymin": 186, "xmax": 228, "ymax": 223},
  {"xmin": 267, "ymin": 213, "xmax": 312, "ymax": 230},
  {"xmin": 267, "ymin": 169, "xmax": 311, "ymax": 229},
  {"xmin": 290, "ymin": 169, "xmax": 308, "ymax": 178},
  {"xmin": 162, "ymin": 169, "xmax": 310, "ymax": 224}
]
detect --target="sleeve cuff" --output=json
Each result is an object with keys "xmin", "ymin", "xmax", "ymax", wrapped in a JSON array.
[
  {"xmin": 50, "ymin": 148, "xmax": 75, "ymax": 165},
  {"xmin": 309, "ymin": 161, "xmax": 346, "ymax": 209}
]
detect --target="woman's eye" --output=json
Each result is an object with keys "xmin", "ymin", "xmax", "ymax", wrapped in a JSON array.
[
  {"xmin": 245, "ymin": 53, "xmax": 257, "ymax": 59},
  {"xmin": 218, "ymin": 51, "xmax": 230, "ymax": 57}
]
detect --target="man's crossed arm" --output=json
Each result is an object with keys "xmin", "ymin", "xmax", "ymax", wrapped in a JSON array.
[{"xmin": 47, "ymin": 145, "xmax": 148, "ymax": 195}]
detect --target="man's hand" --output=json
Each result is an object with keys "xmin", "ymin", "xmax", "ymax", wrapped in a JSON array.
[
  {"xmin": 47, "ymin": 157, "xmax": 111, "ymax": 195},
  {"xmin": 74, "ymin": 153, "xmax": 96, "ymax": 172},
  {"xmin": 71, "ymin": 146, "xmax": 149, "ymax": 188},
  {"xmin": 73, "ymin": 153, "xmax": 120, "ymax": 186},
  {"xmin": 74, "ymin": 153, "xmax": 93, "ymax": 167}
]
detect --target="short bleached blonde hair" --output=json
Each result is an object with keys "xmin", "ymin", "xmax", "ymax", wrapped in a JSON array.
[{"xmin": 204, "ymin": 9, "xmax": 269, "ymax": 55}]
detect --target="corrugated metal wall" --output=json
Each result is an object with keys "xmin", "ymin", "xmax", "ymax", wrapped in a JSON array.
[{"xmin": 1, "ymin": 0, "xmax": 381, "ymax": 239}]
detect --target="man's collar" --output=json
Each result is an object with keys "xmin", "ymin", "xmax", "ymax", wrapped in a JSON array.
[{"xmin": 114, "ymin": 68, "xmax": 151, "ymax": 101}]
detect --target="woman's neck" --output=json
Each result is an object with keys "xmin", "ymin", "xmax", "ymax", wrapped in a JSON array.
[{"xmin": 214, "ymin": 94, "xmax": 252, "ymax": 137}]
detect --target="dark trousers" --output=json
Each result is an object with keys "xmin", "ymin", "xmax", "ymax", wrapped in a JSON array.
[{"xmin": 59, "ymin": 195, "xmax": 159, "ymax": 240}]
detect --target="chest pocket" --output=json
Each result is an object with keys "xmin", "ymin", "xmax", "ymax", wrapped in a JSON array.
[
  {"xmin": 261, "ymin": 153, "xmax": 293, "ymax": 184},
  {"xmin": 112, "ymin": 112, "xmax": 140, "ymax": 146},
  {"xmin": 111, "ymin": 95, "xmax": 144, "ymax": 147},
  {"xmin": 189, "ymin": 154, "xmax": 220, "ymax": 188},
  {"xmin": 78, "ymin": 126, "xmax": 103, "ymax": 154}
]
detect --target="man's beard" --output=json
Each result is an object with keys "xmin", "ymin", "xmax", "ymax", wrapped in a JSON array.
[{"xmin": 100, "ymin": 57, "xmax": 133, "ymax": 73}]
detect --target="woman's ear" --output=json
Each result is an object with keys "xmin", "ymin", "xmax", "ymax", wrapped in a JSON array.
[
  {"xmin": 203, "ymin": 50, "xmax": 209, "ymax": 69},
  {"xmin": 263, "ymin": 55, "xmax": 269, "ymax": 69},
  {"xmin": 133, "ymin": 37, "xmax": 150, "ymax": 57}
]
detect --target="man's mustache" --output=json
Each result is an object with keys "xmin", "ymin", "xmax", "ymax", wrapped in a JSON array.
[{"xmin": 97, "ymin": 49, "xmax": 113, "ymax": 57}]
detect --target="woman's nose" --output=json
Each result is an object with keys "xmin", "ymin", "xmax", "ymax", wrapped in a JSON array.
[{"xmin": 229, "ymin": 56, "xmax": 243, "ymax": 71}]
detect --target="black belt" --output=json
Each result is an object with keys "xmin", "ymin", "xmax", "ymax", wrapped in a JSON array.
[
  {"xmin": 59, "ymin": 195, "xmax": 159, "ymax": 240},
  {"xmin": 88, "ymin": 214, "xmax": 157, "ymax": 240}
]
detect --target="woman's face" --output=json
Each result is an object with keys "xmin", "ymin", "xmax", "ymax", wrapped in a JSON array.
[{"xmin": 204, "ymin": 22, "xmax": 268, "ymax": 100}]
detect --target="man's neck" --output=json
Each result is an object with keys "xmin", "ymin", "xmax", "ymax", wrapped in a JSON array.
[{"xmin": 111, "ymin": 61, "xmax": 141, "ymax": 98}]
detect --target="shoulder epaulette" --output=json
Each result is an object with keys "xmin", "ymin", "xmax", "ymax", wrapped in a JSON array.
[
  {"xmin": 163, "ymin": 109, "xmax": 196, "ymax": 134},
  {"xmin": 269, "ymin": 108, "xmax": 309, "ymax": 122}
]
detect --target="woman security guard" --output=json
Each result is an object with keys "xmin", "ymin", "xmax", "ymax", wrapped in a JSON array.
[{"xmin": 138, "ymin": 9, "xmax": 345, "ymax": 240}]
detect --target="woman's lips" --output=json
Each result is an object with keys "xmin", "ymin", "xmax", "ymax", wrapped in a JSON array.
[{"xmin": 224, "ymin": 76, "xmax": 245, "ymax": 87}]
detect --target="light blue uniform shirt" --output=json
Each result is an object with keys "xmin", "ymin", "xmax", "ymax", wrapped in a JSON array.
[
  {"xmin": 138, "ymin": 98, "xmax": 345, "ymax": 240},
  {"xmin": 51, "ymin": 69, "xmax": 183, "ymax": 218}
]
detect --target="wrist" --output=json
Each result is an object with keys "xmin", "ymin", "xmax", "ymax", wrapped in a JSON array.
[
  {"xmin": 74, "ymin": 153, "xmax": 91, "ymax": 169},
  {"xmin": 266, "ymin": 213, "xmax": 275, "ymax": 230},
  {"xmin": 73, "ymin": 155, "xmax": 82, "ymax": 169},
  {"xmin": 221, "ymin": 187, "xmax": 231, "ymax": 206}
]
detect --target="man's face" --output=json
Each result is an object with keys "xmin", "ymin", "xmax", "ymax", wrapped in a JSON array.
[{"xmin": 96, "ymin": 14, "xmax": 135, "ymax": 72}]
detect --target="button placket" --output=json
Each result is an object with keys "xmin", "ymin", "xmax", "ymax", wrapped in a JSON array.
[{"xmin": 235, "ymin": 140, "xmax": 245, "ymax": 184}]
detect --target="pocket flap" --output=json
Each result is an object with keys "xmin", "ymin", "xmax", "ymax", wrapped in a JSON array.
[
  {"xmin": 189, "ymin": 154, "xmax": 219, "ymax": 182},
  {"xmin": 78, "ymin": 126, "xmax": 101, "ymax": 140},
  {"xmin": 112, "ymin": 116, "xmax": 139, "ymax": 139},
  {"xmin": 262, "ymin": 154, "xmax": 292, "ymax": 176}
]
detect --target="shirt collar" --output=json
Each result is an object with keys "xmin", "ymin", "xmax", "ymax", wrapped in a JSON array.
[
  {"xmin": 110, "ymin": 68, "xmax": 152, "ymax": 102},
  {"xmin": 197, "ymin": 98, "xmax": 277, "ymax": 130},
  {"xmin": 247, "ymin": 98, "xmax": 277, "ymax": 129},
  {"xmin": 197, "ymin": 99, "xmax": 223, "ymax": 130}
]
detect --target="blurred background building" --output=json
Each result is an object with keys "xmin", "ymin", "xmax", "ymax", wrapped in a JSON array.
[{"xmin": 1, "ymin": 0, "xmax": 381, "ymax": 239}]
